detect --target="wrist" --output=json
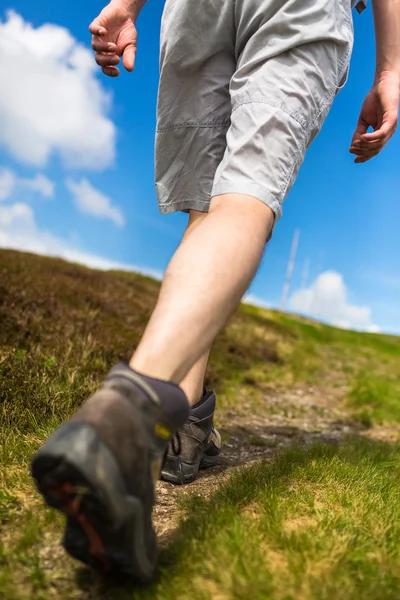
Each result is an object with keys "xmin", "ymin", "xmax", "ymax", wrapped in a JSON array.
[
  {"xmin": 374, "ymin": 68, "xmax": 400, "ymax": 88},
  {"xmin": 110, "ymin": 0, "xmax": 146, "ymax": 20}
]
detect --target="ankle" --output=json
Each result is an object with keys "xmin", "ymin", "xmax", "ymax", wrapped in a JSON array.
[
  {"xmin": 179, "ymin": 383, "xmax": 204, "ymax": 407},
  {"xmin": 110, "ymin": 363, "xmax": 190, "ymax": 430},
  {"xmin": 129, "ymin": 355, "xmax": 179, "ymax": 384}
]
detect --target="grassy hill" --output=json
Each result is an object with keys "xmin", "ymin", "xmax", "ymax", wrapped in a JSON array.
[{"xmin": 1, "ymin": 249, "xmax": 400, "ymax": 599}]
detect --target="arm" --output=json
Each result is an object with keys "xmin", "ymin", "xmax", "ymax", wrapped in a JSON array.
[
  {"xmin": 89, "ymin": 0, "xmax": 148, "ymax": 77},
  {"xmin": 373, "ymin": 0, "xmax": 400, "ymax": 77},
  {"xmin": 350, "ymin": 0, "xmax": 400, "ymax": 162}
]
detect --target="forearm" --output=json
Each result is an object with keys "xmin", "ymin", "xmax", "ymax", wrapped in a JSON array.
[
  {"xmin": 113, "ymin": 0, "xmax": 147, "ymax": 21},
  {"xmin": 372, "ymin": 0, "xmax": 400, "ymax": 79}
]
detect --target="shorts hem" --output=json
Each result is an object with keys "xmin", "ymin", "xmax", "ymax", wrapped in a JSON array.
[
  {"xmin": 158, "ymin": 199, "xmax": 210, "ymax": 215},
  {"xmin": 211, "ymin": 181, "xmax": 283, "ymax": 221},
  {"xmin": 231, "ymin": 96, "xmax": 308, "ymax": 131},
  {"xmin": 157, "ymin": 118, "xmax": 230, "ymax": 132}
]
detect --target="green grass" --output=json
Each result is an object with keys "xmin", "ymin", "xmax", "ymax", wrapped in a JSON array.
[
  {"xmin": 347, "ymin": 372, "xmax": 400, "ymax": 425},
  {"xmin": 145, "ymin": 439, "xmax": 400, "ymax": 600},
  {"xmin": 3, "ymin": 440, "xmax": 400, "ymax": 599},
  {"xmin": 2, "ymin": 249, "xmax": 400, "ymax": 599},
  {"xmin": 1, "ymin": 249, "xmax": 399, "ymax": 427}
]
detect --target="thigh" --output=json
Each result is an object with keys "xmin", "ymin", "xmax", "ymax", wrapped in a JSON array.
[
  {"xmin": 155, "ymin": 0, "xmax": 236, "ymax": 215},
  {"xmin": 212, "ymin": 0, "xmax": 354, "ymax": 222}
]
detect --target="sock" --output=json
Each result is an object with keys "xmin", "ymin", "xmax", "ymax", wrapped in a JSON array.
[
  {"xmin": 107, "ymin": 363, "xmax": 190, "ymax": 429},
  {"xmin": 190, "ymin": 388, "xmax": 216, "ymax": 419}
]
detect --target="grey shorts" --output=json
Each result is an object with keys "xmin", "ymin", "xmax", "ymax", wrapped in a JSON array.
[{"xmin": 155, "ymin": 0, "xmax": 354, "ymax": 221}]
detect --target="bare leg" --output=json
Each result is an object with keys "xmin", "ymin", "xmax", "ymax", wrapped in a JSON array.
[
  {"xmin": 179, "ymin": 350, "xmax": 210, "ymax": 406},
  {"xmin": 130, "ymin": 193, "xmax": 274, "ymax": 384},
  {"xmin": 179, "ymin": 211, "xmax": 211, "ymax": 406}
]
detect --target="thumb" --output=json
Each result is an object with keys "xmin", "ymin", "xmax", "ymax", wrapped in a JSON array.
[
  {"xmin": 351, "ymin": 114, "xmax": 369, "ymax": 145},
  {"xmin": 122, "ymin": 43, "xmax": 136, "ymax": 72},
  {"xmin": 360, "ymin": 110, "xmax": 398, "ymax": 142}
]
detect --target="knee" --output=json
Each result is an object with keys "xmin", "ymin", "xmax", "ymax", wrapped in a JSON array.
[{"xmin": 210, "ymin": 193, "xmax": 275, "ymax": 235}]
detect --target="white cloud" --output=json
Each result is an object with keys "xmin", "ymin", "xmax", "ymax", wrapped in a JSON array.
[
  {"xmin": 0, "ymin": 11, "xmax": 115, "ymax": 170},
  {"xmin": 23, "ymin": 173, "xmax": 54, "ymax": 197},
  {"xmin": 0, "ymin": 167, "xmax": 54, "ymax": 201},
  {"xmin": 243, "ymin": 293, "xmax": 272, "ymax": 310},
  {"xmin": 0, "ymin": 201, "xmax": 162, "ymax": 279},
  {"xmin": 66, "ymin": 178, "xmax": 124, "ymax": 227},
  {"xmin": 0, "ymin": 202, "xmax": 36, "ymax": 229},
  {"xmin": 0, "ymin": 168, "xmax": 15, "ymax": 200},
  {"xmin": 289, "ymin": 270, "xmax": 380, "ymax": 333}
]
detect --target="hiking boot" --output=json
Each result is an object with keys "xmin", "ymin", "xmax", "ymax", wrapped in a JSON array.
[
  {"xmin": 31, "ymin": 364, "xmax": 189, "ymax": 582},
  {"xmin": 161, "ymin": 388, "xmax": 221, "ymax": 485}
]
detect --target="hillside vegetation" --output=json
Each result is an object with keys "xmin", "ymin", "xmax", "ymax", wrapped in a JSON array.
[{"xmin": 1, "ymin": 249, "xmax": 400, "ymax": 599}]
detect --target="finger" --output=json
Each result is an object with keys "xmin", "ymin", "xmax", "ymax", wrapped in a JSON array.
[
  {"xmin": 89, "ymin": 19, "xmax": 107, "ymax": 37},
  {"xmin": 92, "ymin": 38, "xmax": 118, "ymax": 53},
  {"xmin": 355, "ymin": 156, "xmax": 378, "ymax": 164},
  {"xmin": 350, "ymin": 115, "xmax": 369, "ymax": 145},
  {"xmin": 354, "ymin": 151, "xmax": 380, "ymax": 164},
  {"xmin": 360, "ymin": 117, "xmax": 397, "ymax": 143},
  {"xmin": 350, "ymin": 147, "xmax": 364, "ymax": 156},
  {"xmin": 351, "ymin": 138, "xmax": 381, "ymax": 149},
  {"xmin": 349, "ymin": 141, "xmax": 384, "ymax": 155},
  {"xmin": 122, "ymin": 43, "xmax": 136, "ymax": 72},
  {"xmin": 95, "ymin": 53, "xmax": 120, "ymax": 67},
  {"xmin": 102, "ymin": 65, "xmax": 120, "ymax": 77}
]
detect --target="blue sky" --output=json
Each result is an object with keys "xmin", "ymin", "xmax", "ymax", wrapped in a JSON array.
[{"xmin": 0, "ymin": 2, "xmax": 399, "ymax": 334}]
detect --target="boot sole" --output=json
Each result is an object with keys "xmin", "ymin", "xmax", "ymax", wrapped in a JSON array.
[
  {"xmin": 161, "ymin": 451, "xmax": 219, "ymax": 485},
  {"xmin": 31, "ymin": 421, "xmax": 156, "ymax": 582}
]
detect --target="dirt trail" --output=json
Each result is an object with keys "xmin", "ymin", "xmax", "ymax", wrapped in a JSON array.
[
  {"xmin": 154, "ymin": 384, "xmax": 400, "ymax": 540},
  {"xmin": 31, "ymin": 382, "xmax": 400, "ymax": 600}
]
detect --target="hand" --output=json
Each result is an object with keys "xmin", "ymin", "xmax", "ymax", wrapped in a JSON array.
[
  {"xmin": 89, "ymin": 1, "xmax": 138, "ymax": 77},
  {"xmin": 350, "ymin": 71, "xmax": 399, "ymax": 163}
]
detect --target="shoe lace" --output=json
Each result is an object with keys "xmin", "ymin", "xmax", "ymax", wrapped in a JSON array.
[{"xmin": 171, "ymin": 432, "xmax": 182, "ymax": 456}]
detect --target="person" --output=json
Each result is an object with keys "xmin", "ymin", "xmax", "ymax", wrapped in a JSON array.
[{"xmin": 31, "ymin": 0, "xmax": 399, "ymax": 583}]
